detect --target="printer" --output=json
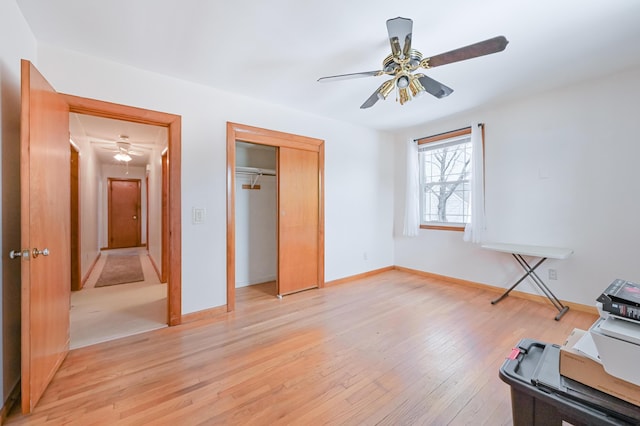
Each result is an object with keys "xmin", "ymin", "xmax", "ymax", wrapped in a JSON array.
[{"xmin": 590, "ymin": 279, "xmax": 640, "ymax": 386}]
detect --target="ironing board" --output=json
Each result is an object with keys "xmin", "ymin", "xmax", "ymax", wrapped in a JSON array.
[{"xmin": 482, "ymin": 242, "xmax": 573, "ymax": 320}]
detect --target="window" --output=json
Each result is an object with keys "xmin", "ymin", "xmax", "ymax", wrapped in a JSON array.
[{"xmin": 418, "ymin": 128, "xmax": 473, "ymax": 230}]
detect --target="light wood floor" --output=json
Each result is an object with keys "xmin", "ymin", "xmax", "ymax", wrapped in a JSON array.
[{"xmin": 7, "ymin": 270, "xmax": 597, "ymax": 425}]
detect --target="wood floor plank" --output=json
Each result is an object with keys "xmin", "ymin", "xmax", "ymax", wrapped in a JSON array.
[{"xmin": 7, "ymin": 270, "xmax": 598, "ymax": 425}]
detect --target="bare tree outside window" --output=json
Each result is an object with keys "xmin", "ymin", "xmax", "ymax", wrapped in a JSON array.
[{"xmin": 419, "ymin": 135, "xmax": 472, "ymax": 225}]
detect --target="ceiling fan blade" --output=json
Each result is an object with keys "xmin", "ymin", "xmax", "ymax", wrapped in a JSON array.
[
  {"xmin": 128, "ymin": 143, "xmax": 153, "ymax": 150},
  {"xmin": 318, "ymin": 70, "xmax": 382, "ymax": 82},
  {"xmin": 417, "ymin": 75, "xmax": 454, "ymax": 99},
  {"xmin": 360, "ymin": 91, "xmax": 380, "ymax": 109},
  {"xmin": 360, "ymin": 79, "xmax": 394, "ymax": 109},
  {"xmin": 386, "ymin": 17, "xmax": 413, "ymax": 58},
  {"xmin": 90, "ymin": 139, "xmax": 117, "ymax": 145},
  {"xmin": 427, "ymin": 36, "xmax": 509, "ymax": 68}
]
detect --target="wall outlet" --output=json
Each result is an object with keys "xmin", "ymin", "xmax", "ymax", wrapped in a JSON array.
[{"xmin": 548, "ymin": 269, "xmax": 557, "ymax": 280}]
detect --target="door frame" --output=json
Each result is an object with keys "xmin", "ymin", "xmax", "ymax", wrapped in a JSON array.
[
  {"xmin": 107, "ymin": 178, "xmax": 142, "ymax": 248},
  {"xmin": 63, "ymin": 94, "xmax": 182, "ymax": 325},
  {"xmin": 161, "ymin": 151, "xmax": 169, "ymax": 282},
  {"xmin": 70, "ymin": 143, "xmax": 81, "ymax": 291},
  {"xmin": 145, "ymin": 174, "xmax": 149, "ymax": 249},
  {"xmin": 226, "ymin": 122, "xmax": 325, "ymax": 312}
]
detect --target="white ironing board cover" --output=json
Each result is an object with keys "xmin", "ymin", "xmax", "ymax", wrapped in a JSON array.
[{"xmin": 481, "ymin": 243, "xmax": 573, "ymax": 260}]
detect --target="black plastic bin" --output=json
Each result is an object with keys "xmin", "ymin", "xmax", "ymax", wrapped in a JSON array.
[{"xmin": 498, "ymin": 338, "xmax": 640, "ymax": 425}]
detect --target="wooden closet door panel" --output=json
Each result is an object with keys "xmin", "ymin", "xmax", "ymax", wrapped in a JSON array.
[{"xmin": 278, "ymin": 147, "xmax": 319, "ymax": 295}]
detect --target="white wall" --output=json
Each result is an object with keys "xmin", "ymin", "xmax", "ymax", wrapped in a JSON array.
[
  {"xmin": 79, "ymin": 146, "xmax": 100, "ymax": 279},
  {"xmin": 235, "ymin": 144, "xmax": 277, "ymax": 287},
  {"xmin": 36, "ymin": 44, "xmax": 395, "ymax": 314},
  {"xmin": 394, "ymin": 65, "xmax": 640, "ymax": 307},
  {"xmin": 0, "ymin": 0, "xmax": 36, "ymax": 407},
  {"xmin": 147, "ymin": 143, "xmax": 166, "ymax": 275},
  {"xmin": 235, "ymin": 174, "xmax": 277, "ymax": 287}
]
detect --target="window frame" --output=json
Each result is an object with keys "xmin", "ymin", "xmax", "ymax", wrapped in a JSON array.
[{"xmin": 417, "ymin": 127, "xmax": 474, "ymax": 232}]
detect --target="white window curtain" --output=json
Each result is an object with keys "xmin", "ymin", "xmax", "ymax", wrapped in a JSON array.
[
  {"xmin": 403, "ymin": 138, "xmax": 420, "ymax": 237},
  {"xmin": 463, "ymin": 123, "xmax": 485, "ymax": 243}
]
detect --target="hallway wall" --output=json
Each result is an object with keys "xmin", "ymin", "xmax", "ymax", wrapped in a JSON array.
[
  {"xmin": 69, "ymin": 114, "xmax": 102, "ymax": 282},
  {"xmin": 147, "ymin": 143, "xmax": 166, "ymax": 277}
]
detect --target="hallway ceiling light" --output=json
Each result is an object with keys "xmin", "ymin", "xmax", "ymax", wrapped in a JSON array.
[{"xmin": 114, "ymin": 153, "xmax": 132, "ymax": 162}]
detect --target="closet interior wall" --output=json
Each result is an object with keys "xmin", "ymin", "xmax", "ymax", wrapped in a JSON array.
[{"xmin": 234, "ymin": 142, "xmax": 277, "ymax": 288}]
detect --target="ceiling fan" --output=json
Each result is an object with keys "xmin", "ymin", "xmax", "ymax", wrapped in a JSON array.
[
  {"xmin": 91, "ymin": 135, "xmax": 151, "ymax": 162},
  {"xmin": 318, "ymin": 17, "xmax": 509, "ymax": 109}
]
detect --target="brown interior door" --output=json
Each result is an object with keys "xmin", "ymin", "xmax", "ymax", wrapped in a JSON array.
[
  {"xmin": 108, "ymin": 178, "xmax": 141, "ymax": 248},
  {"xmin": 277, "ymin": 146, "xmax": 319, "ymax": 295},
  {"xmin": 20, "ymin": 59, "xmax": 71, "ymax": 413}
]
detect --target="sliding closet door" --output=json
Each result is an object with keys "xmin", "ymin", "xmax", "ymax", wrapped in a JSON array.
[{"xmin": 278, "ymin": 146, "xmax": 319, "ymax": 295}]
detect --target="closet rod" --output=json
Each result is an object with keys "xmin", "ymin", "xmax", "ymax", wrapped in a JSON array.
[{"xmin": 235, "ymin": 166, "xmax": 276, "ymax": 176}]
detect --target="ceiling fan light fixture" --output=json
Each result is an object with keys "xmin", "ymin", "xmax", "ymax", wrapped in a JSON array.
[
  {"xmin": 396, "ymin": 75, "xmax": 410, "ymax": 89},
  {"xmin": 114, "ymin": 152, "xmax": 132, "ymax": 162},
  {"xmin": 409, "ymin": 75, "xmax": 426, "ymax": 98},
  {"xmin": 398, "ymin": 87, "xmax": 410, "ymax": 105},
  {"xmin": 377, "ymin": 79, "xmax": 395, "ymax": 100}
]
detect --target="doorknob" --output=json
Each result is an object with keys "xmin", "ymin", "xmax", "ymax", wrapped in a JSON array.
[
  {"xmin": 133, "ymin": 215, "xmax": 138, "ymax": 220},
  {"xmin": 9, "ymin": 249, "xmax": 29, "ymax": 259},
  {"xmin": 32, "ymin": 248, "xmax": 50, "ymax": 258}
]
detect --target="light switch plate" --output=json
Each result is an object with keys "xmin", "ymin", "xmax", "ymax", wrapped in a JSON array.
[{"xmin": 192, "ymin": 207, "xmax": 206, "ymax": 224}]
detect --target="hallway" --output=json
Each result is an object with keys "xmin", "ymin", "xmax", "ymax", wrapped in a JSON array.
[{"xmin": 70, "ymin": 248, "xmax": 167, "ymax": 349}]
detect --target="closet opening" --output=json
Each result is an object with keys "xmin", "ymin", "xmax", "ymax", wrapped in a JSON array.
[{"xmin": 234, "ymin": 142, "xmax": 278, "ymax": 303}]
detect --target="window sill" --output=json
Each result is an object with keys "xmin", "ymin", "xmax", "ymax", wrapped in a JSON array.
[{"xmin": 420, "ymin": 224, "xmax": 465, "ymax": 232}]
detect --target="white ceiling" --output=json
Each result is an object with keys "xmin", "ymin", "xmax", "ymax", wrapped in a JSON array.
[
  {"xmin": 17, "ymin": 0, "xmax": 640, "ymax": 132},
  {"xmin": 69, "ymin": 113, "xmax": 166, "ymax": 167}
]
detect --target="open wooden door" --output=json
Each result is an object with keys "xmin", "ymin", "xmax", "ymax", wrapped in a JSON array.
[
  {"xmin": 20, "ymin": 60, "xmax": 71, "ymax": 413},
  {"xmin": 277, "ymin": 146, "xmax": 319, "ymax": 295}
]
